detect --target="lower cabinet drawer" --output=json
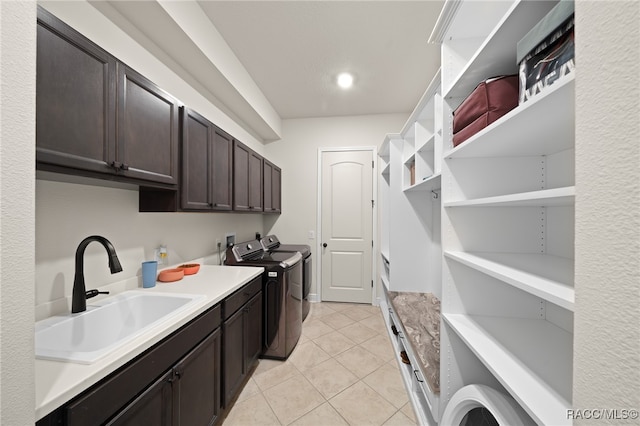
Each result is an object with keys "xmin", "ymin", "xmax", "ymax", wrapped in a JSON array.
[{"xmin": 223, "ymin": 276, "xmax": 262, "ymax": 320}]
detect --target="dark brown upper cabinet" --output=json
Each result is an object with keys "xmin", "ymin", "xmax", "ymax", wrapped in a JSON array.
[
  {"xmin": 116, "ymin": 64, "xmax": 179, "ymax": 186},
  {"xmin": 181, "ymin": 108, "xmax": 233, "ymax": 211},
  {"xmin": 263, "ymin": 159, "xmax": 282, "ymax": 213},
  {"xmin": 36, "ymin": 7, "xmax": 179, "ymax": 188},
  {"xmin": 36, "ymin": 7, "xmax": 116, "ymax": 176},
  {"xmin": 233, "ymin": 141, "xmax": 263, "ymax": 212}
]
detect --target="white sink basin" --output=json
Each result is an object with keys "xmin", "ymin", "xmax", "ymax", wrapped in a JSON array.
[{"xmin": 35, "ymin": 291, "xmax": 206, "ymax": 364}]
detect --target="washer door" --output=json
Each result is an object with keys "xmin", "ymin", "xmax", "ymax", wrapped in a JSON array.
[{"xmin": 441, "ymin": 385, "xmax": 532, "ymax": 426}]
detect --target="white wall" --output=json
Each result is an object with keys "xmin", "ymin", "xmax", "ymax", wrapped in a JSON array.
[
  {"xmin": 36, "ymin": 179, "xmax": 263, "ymax": 319},
  {"xmin": 0, "ymin": 1, "xmax": 36, "ymax": 424},
  {"xmin": 264, "ymin": 114, "xmax": 407, "ymax": 299},
  {"xmin": 573, "ymin": 1, "xmax": 640, "ymax": 422}
]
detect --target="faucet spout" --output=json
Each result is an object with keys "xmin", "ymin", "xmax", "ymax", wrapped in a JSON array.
[{"xmin": 72, "ymin": 235, "xmax": 123, "ymax": 314}]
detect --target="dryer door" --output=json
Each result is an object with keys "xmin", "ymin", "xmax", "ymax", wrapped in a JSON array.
[{"xmin": 441, "ymin": 385, "xmax": 533, "ymax": 425}]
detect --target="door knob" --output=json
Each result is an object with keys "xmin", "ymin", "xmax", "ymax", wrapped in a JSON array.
[{"xmin": 322, "ymin": 243, "xmax": 327, "ymax": 248}]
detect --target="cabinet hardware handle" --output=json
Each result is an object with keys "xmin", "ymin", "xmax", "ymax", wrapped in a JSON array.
[
  {"xmin": 120, "ymin": 163, "xmax": 129, "ymax": 171},
  {"xmin": 110, "ymin": 161, "xmax": 121, "ymax": 169},
  {"xmin": 413, "ymin": 369, "xmax": 424, "ymax": 383},
  {"xmin": 391, "ymin": 325, "xmax": 399, "ymax": 336}
]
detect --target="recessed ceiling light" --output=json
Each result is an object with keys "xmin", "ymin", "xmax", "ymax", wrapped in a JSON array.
[{"xmin": 337, "ymin": 72, "xmax": 354, "ymax": 89}]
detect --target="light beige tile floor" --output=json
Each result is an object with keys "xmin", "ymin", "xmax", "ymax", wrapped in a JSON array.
[{"xmin": 222, "ymin": 302, "xmax": 417, "ymax": 426}]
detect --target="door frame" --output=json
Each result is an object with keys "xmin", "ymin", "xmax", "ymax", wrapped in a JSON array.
[{"xmin": 316, "ymin": 146, "xmax": 378, "ymax": 305}]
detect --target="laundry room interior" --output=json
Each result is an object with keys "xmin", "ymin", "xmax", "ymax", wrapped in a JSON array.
[{"xmin": 0, "ymin": 1, "xmax": 638, "ymax": 425}]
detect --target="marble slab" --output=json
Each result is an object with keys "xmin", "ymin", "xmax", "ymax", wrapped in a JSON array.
[{"xmin": 388, "ymin": 291, "xmax": 440, "ymax": 393}]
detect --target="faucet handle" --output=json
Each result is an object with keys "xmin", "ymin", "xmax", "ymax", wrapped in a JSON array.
[{"xmin": 85, "ymin": 289, "xmax": 109, "ymax": 300}]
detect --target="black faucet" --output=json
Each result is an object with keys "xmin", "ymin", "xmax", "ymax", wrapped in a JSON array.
[{"xmin": 71, "ymin": 235, "xmax": 123, "ymax": 313}]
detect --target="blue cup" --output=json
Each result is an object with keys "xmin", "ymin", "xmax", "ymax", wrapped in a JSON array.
[{"xmin": 142, "ymin": 261, "xmax": 158, "ymax": 288}]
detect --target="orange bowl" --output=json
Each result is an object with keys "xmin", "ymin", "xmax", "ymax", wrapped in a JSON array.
[
  {"xmin": 178, "ymin": 263, "xmax": 200, "ymax": 275},
  {"xmin": 157, "ymin": 268, "xmax": 184, "ymax": 282}
]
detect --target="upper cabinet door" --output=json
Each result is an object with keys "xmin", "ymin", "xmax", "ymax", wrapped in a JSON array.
[
  {"xmin": 233, "ymin": 141, "xmax": 251, "ymax": 211},
  {"xmin": 272, "ymin": 165, "xmax": 282, "ymax": 213},
  {"xmin": 211, "ymin": 127, "xmax": 233, "ymax": 211},
  {"xmin": 263, "ymin": 159, "xmax": 282, "ymax": 214},
  {"xmin": 36, "ymin": 7, "xmax": 116, "ymax": 175},
  {"xmin": 117, "ymin": 64, "xmax": 179, "ymax": 185},
  {"xmin": 248, "ymin": 151, "xmax": 264, "ymax": 212},
  {"xmin": 181, "ymin": 107, "xmax": 212, "ymax": 210}
]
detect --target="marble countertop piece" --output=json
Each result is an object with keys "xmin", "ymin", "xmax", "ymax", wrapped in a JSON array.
[{"xmin": 388, "ymin": 291, "xmax": 441, "ymax": 393}]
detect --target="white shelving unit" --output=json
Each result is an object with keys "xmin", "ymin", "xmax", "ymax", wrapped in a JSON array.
[
  {"xmin": 377, "ymin": 71, "xmax": 443, "ymax": 424},
  {"xmin": 379, "ymin": 70, "xmax": 443, "ymax": 297},
  {"xmin": 377, "ymin": 2, "xmax": 575, "ymax": 424},
  {"xmin": 433, "ymin": 0, "xmax": 574, "ymax": 425},
  {"xmin": 401, "ymin": 70, "xmax": 443, "ymax": 193}
]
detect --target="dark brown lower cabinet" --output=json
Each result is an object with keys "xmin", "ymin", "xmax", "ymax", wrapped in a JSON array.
[
  {"xmin": 175, "ymin": 329, "xmax": 222, "ymax": 426},
  {"xmin": 108, "ymin": 370, "xmax": 174, "ymax": 426},
  {"xmin": 223, "ymin": 291, "xmax": 263, "ymax": 407},
  {"xmin": 37, "ymin": 279, "xmax": 265, "ymax": 426},
  {"xmin": 36, "ymin": 305, "xmax": 222, "ymax": 426},
  {"xmin": 109, "ymin": 328, "xmax": 221, "ymax": 426}
]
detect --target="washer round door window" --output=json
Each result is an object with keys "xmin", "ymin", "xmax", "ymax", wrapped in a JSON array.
[{"xmin": 441, "ymin": 385, "xmax": 533, "ymax": 425}]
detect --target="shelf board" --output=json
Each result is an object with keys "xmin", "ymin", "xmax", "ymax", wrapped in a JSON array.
[
  {"xmin": 380, "ymin": 134, "xmax": 399, "ymax": 159},
  {"xmin": 444, "ymin": 187, "xmax": 575, "ymax": 208},
  {"xmin": 381, "ymin": 275, "xmax": 390, "ymax": 291},
  {"xmin": 401, "ymin": 69, "xmax": 442, "ymax": 137},
  {"xmin": 417, "ymin": 134, "xmax": 436, "ymax": 154},
  {"xmin": 381, "ymin": 250, "xmax": 390, "ymax": 264},
  {"xmin": 445, "ymin": 76, "xmax": 575, "ymax": 159},
  {"xmin": 403, "ymin": 153, "xmax": 416, "ymax": 166},
  {"xmin": 443, "ymin": 0, "xmax": 558, "ymax": 100},
  {"xmin": 443, "ymin": 314, "xmax": 572, "ymax": 426},
  {"xmin": 381, "ymin": 163, "xmax": 390, "ymax": 177},
  {"xmin": 444, "ymin": 251, "xmax": 574, "ymax": 310},
  {"xmin": 404, "ymin": 173, "xmax": 441, "ymax": 193}
]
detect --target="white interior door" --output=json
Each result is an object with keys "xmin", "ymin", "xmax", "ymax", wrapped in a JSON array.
[{"xmin": 320, "ymin": 150, "xmax": 373, "ymax": 304}]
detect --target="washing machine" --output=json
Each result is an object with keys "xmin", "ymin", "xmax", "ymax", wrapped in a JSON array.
[
  {"xmin": 260, "ymin": 235, "xmax": 311, "ymax": 321},
  {"xmin": 225, "ymin": 239, "xmax": 303, "ymax": 360}
]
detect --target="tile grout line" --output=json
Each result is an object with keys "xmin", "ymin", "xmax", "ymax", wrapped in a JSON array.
[{"xmin": 224, "ymin": 302, "xmax": 415, "ymax": 426}]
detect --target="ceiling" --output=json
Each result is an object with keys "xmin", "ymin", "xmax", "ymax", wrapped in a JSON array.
[
  {"xmin": 91, "ymin": 1, "xmax": 444, "ymax": 141},
  {"xmin": 198, "ymin": 1, "xmax": 443, "ymax": 120}
]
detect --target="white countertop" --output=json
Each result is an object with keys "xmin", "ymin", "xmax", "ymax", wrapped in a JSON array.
[{"xmin": 35, "ymin": 264, "xmax": 264, "ymax": 420}]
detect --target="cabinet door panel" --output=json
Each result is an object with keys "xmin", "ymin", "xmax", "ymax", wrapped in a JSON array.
[
  {"xmin": 175, "ymin": 329, "xmax": 222, "ymax": 426},
  {"xmin": 272, "ymin": 166, "xmax": 282, "ymax": 212},
  {"xmin": 249, "ymin": 151, "xmax": 264, "ymax": 211},
  {"xmin": 212, "ymin": 128, "xmax": 233, "ymax": 210},
  {"xmin": 263, "ymin": 161, "xmax": 273, "ymax": 211},
  {"xmin": 118, "ymin": 64, "xmax": 179, "ymax": 185},
  {"xmin": 223, "ymin": 308, "xmax": 245, "ymax": 406},
  {"xmin": 36, "ymin": 7, "xmax": 116, "ymax": 174},
  {"xmin": 107, "ymin": 371, "xmax": 173, "ymax": 426},
  {"xmin": 263, "ymin": 159, "xmax": 282, "ymax": 213},
  {"xmin": 245, "ymin": 292, "xmax": 263, "ymax": 367},
  {"xmin": 233, "ymin": 141, "xmax": 250, "ymax": 211},
  {"xmin": 181, "ymin": 108, "xmax": 212, "ymax": 210}
]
